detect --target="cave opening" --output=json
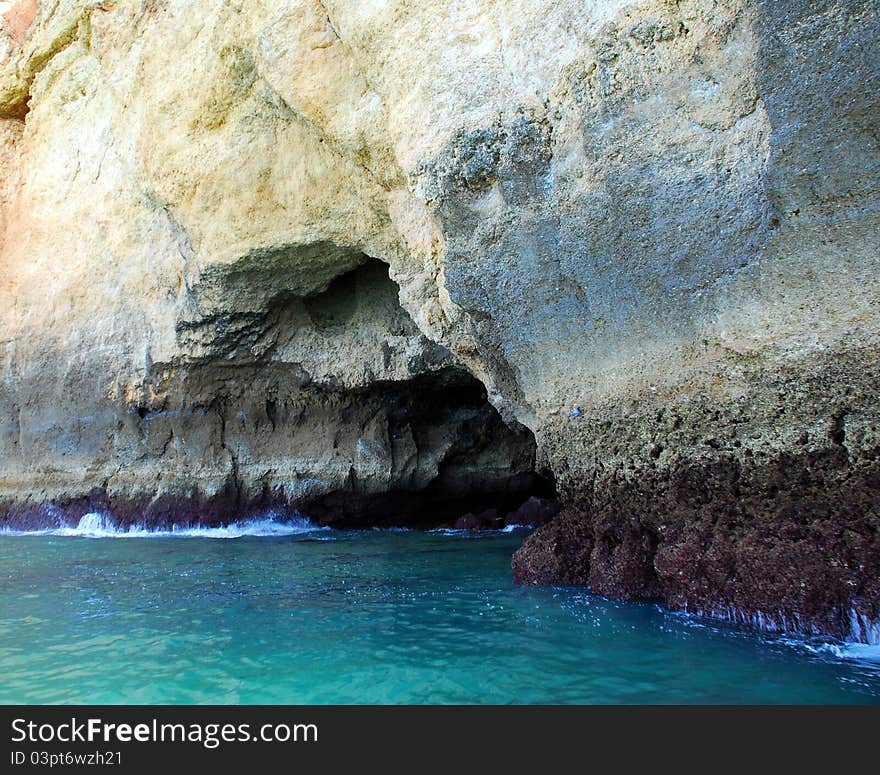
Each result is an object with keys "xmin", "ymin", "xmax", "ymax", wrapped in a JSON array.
[
  {"xmin": 119, "ymin": 253, "xmax": 558, "ymax": 531},
  {"xmin": 284, "ymin": 257, "xmax": 559, "ymax": 529},
  {"xmin": 298, "ymin": 367, "xmax": 560, "ymax": 530}
]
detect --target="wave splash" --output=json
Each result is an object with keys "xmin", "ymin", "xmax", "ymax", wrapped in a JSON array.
[
  {"xmin": 794, "ymin": 640, "xmax": 880, "ymax": 666},
  {"xmin": 428, "ymin": 524, "xmax": 532, "ymax": 535},
  {"xmin": 1, "ymin": 511, "xmax": 324, "ymax": 539},
  {"xmin": 678, "ymin": 603, "xmax": 880, "ymax": 664}
]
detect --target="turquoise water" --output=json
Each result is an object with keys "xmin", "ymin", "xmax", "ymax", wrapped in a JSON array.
[{"xmin": 1, "ymin": 524, "xmax": 879, "ymax": 704}]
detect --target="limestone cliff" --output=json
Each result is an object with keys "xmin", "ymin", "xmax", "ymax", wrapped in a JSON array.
[{"xmin": 1, "ymin": 0, "xmax": 878, "ymax": 640}]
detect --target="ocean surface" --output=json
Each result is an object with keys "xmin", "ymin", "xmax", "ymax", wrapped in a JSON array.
[{"xmin": 1, "ymin": 516, "xmax": 878, "ymax": 704}]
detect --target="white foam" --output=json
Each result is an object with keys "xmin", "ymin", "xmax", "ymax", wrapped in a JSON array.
[
  {"xmin": 428, "ymin": 524, "xmax": 532, "ymax": 535},
  {"xmin": 835, "ymin": 643, "xmax": 880, "ymax": 664},
  {"xmin": 1, "ymin": 512, "xmax": 324, "ymax": 539},
  {"xmin": 798, "ymin": 641, "xmax": 880, "ymax": 665},
  {"xmin": 849, "ymin": 609, "xmax": 880, "ymax": 646},
  {"xmin": 680, "ymin": 602, "xmax": 880, "ymax": 662},
  {"xmin": 837, "ymin": 612, "xmax": 880, "ymax": 665}
]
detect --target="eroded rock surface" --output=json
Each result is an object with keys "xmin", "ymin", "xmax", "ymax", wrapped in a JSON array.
[{"xmin": 1, "ymin": 0, "xmax": 877, "ymax": 638}]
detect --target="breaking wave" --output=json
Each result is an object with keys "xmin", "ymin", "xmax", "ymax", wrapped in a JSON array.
[
  {"xmin": 428, "ymin": 524, "xmax": 532, "ymax": 536},
  {"xmin": 0, "ymin": 511, "xmax": 324, "ymax": 539}
]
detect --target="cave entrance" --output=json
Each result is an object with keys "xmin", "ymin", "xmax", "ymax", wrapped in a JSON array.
[
  {"xmin": 300, "ymin": 367, "xmax": 559, "ymax": 529},
  {"xmin": 287, "ymin": 258, "xmax": 558, "ymax": 529},
  {"xmin": 164, "ymin": 254, "xmax": 557, "ymax": 530}
]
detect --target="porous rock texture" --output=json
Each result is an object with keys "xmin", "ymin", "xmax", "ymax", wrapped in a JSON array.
[{"xmin": 1, "ymin": 1, "xmax": 878, "ymax": 639}]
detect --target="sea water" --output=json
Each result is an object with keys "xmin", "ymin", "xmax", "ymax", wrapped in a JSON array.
[{"xmin": 0, "ymin": 518, "xmax": 878, "ymax": 704}]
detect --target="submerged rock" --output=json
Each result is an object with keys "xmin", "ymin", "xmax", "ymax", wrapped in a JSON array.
[
  {"xmin": 0, "ymin": 0, "xmax": 878, "ymax": 638},
  {"xmin": 504, "ymin": 496, "xmax": 560, "ymax": 528},
  {"xmin": 453, "ymin": 509, "xmax": 502, "ymax": 531}
]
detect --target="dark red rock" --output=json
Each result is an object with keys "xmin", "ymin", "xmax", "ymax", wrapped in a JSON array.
[
  {"xmin": 453, "ymin": 508, "xmax": 501, "ymax": 530},
  {"xmin": 513, "ymin": 445, "xmax": 880, "ymax": 639},
  {"xmin": 503, "ymin": 496, "xmax": 560, "ymax": 527}
]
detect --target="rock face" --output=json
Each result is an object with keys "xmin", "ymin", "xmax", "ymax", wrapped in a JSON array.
[{"xmin": 1, "ymin": 1, "xmax": 878, "ymax": 639}]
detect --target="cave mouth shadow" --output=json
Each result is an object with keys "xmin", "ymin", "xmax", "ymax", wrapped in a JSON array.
[
  {"xmin": 273, "ymin": 258, "xmax": 559, "ymax": 530},
  {"xmin": 298, "ymin": 368, "xmax": 560, "ymax": 530}
]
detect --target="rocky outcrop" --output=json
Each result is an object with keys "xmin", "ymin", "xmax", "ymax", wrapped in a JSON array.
[
  {"xmin": 513, "ymin": 347, "xmax": 880, "ymax": 640},
  {"xmin": 1, "ymin": 1, "xmax": 878, "ymax": 638}
]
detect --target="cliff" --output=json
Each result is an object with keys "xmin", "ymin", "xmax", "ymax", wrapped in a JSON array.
[{"xmin": 1, "ymin": 0, "xmax": 878, "ymax": 640}]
